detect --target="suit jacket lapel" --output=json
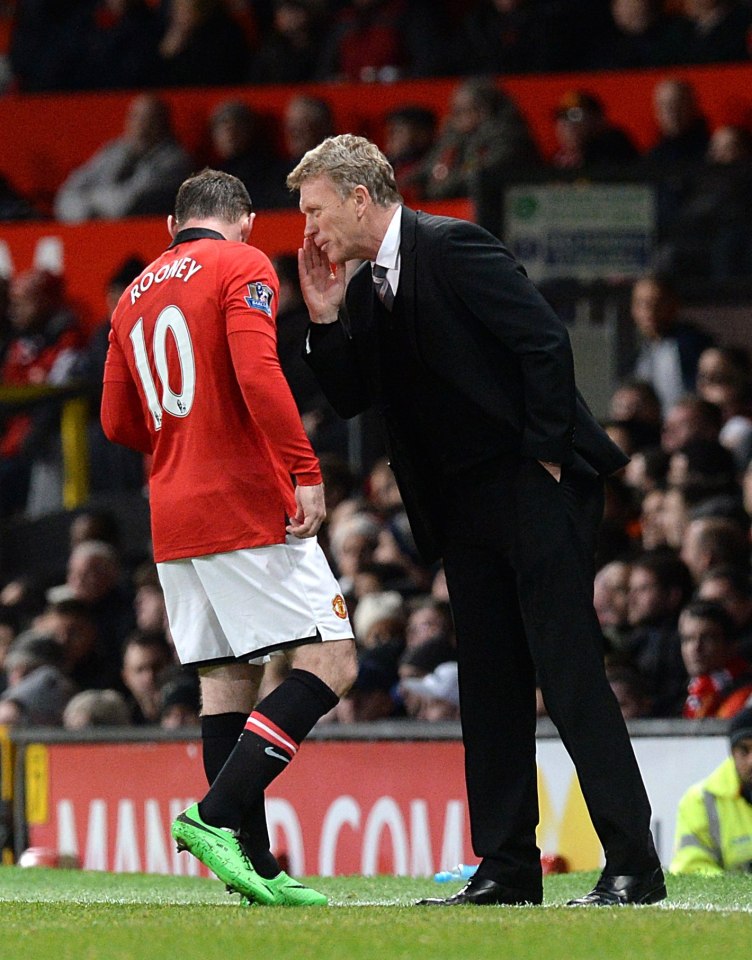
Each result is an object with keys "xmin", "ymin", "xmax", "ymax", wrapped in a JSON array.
[
  {"xmin": 346, "ymin": 260, "xmax": 385, "ymax": 404},
  {"xmin": 396, "ymin": 206, "xmax": 421, "ymax": 359}
]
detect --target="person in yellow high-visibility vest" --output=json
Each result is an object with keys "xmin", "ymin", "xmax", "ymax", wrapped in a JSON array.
[{"xmin": 671, "ymin": 706, "xmax": 752, "ymax": 874}]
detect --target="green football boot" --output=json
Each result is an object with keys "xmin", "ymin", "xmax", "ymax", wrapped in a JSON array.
[
  {"xmin": 172, "ymin": 803, "xmax": 276, "ymax": 905},
  {"xmin": 238, "ymin": 871, "xmax": 328, "ymax": 907}
]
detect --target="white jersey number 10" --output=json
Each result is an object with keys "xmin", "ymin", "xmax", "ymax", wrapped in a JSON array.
[{"xmin": 129, "ymin": 305, "xmax": 196, "ymax": 431}]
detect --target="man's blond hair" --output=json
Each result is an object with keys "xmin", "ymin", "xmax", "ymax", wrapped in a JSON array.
[{"xmin": 287, "ymin": 134, "xmax": 402, "ymax": 206}]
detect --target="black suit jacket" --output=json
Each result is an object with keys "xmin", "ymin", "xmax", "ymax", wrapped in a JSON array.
[{"xmin": 306, "ymin": 207, "xmax": 628, "ymax": 561}]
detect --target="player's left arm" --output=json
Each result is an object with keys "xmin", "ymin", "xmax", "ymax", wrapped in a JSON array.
[
  {"xmin": 224, "ymin": 250, "xmax": 322, "ymax": 487},
  {"xmin": 101, "ymin": 329, "xmax": 153, "ymax": 454}
]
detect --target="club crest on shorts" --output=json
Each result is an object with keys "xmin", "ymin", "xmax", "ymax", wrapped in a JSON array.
[
  {"xmin": 332, "ymin": 594, "xmax": 348, "ymax": 619},
  {"xmin": 244, "ymin": 281, "xmax": 274, "ymax": 316}
]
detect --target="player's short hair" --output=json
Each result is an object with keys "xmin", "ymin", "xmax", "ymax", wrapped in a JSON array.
[
  {"xmin": 174, "ymin": 168, "xmax": 252, "ymax": 226},
  {"xmin": 286, "ymin": 134, "xmax": 402, "ymax": 207}
]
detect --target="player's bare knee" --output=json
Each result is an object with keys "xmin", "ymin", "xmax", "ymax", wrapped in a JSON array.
[
  {"xmin": 291, "ymin": 637, "xmax": 357, "ymax": 699},
  {"xmin": 333, "ymin": 637, "xmax": 358, "ymax": 697},
  {"xmin": 199, "ymin": 661, "xmax": 263, "ymax": 715}
]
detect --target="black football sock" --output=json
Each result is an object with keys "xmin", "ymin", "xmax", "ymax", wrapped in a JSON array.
[
  {"xmin": 198, "ymin": 669, "xmax": 339, "ymax": 833},
  {"xmin": 201, "ymin": 711, "xmax": 279, "ymax": 878},
  {"xmin": 201, "ymin": 712, "xmax": 246, "ymax": 783}
]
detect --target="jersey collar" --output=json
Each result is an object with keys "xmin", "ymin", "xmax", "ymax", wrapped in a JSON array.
[{"xmin": 168, "ymin": 228, "xmax": 226, "ymax": 249}]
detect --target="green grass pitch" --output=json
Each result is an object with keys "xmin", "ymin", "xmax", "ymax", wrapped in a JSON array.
[{"xmin": 1, "ymin": 867, "xmax": 751, "ymax": 960}]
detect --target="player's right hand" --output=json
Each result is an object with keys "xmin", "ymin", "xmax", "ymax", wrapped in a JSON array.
[{"xmin": 286, "ymin": 482, "xmax": 326, "ymax": 538}]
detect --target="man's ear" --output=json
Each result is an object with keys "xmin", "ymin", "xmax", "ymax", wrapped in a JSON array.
[
  {"xmin": 353, "ymin": 184, "xmax": 370, "ymax": 218},
  {"xmin": 240, "ymin": 212, "xmax": 255, "ymax": 243},
  {"xmin": 167, "ymin": 215, "xmax": 178, "ymax": 239}
]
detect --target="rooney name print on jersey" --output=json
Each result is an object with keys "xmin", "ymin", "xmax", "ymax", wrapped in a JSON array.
[{"xmin": 101, "ymin": 232, "xmax": 321, "ymax": 562}]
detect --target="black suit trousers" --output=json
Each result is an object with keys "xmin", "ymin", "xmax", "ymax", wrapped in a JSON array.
[{"xmin": 441, "ymin": 458, "xmax": 654, "ymax": 896}]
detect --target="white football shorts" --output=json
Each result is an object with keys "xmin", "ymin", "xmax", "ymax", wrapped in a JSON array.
[{"xmin": 157, "ymin": 535, "xmax": 352, "ymax": 666}]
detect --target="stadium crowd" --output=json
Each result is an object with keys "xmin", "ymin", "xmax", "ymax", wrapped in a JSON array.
[
  {"xmin": 1, "ymin": 0, "xmax": 752, "ymax": 732},
  {"xmin": 3, "ymin": 0, "xmax": 752, "ymax": 94},
  {"xmin": 3, "ymin": 258, "xmax": 752, "ymax": 731}
]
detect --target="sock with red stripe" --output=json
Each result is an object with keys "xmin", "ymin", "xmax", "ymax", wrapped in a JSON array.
[
  {"xmin": 198, "ymin": 669, "xmax": 338, "ymax": 832},
  {"xmin": 201, "ymin": 711, "xmax": 279, "ymax": 879}
]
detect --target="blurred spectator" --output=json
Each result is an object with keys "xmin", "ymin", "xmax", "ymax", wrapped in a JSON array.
[
  {"xmin": 668, "ymin": 438, "xmax": 739, "ymax": 503},
  {"xmin": 365, "ymin": 458, "xmax": 403, "ymax": 520},
  {"xmin": 3, "ymin": 629, "xmax": 64, "ymax": 685},
  {"xmin": 157, "ymin": 0, "xmax": 250, "ymax": 86},
  {"xmin": 417, "ymin": 77, "xmax": 538, "ymax": 200},
  {"xmin": 0, "ymin": 173, "xmax": 42, "ymax": 221},
  {"xmin": 697, "ymin": 564, "xmax": 752, "ymax": 659},
  {"xmin": 594, "ymin": 560, "xmax": 634, "ymax": 653},
  {"xmin": 207, "ymin": 100, "xmax": 290, "ymax": 210},
  {"xmin": 654, "ymin": 124, "xmax": 752, "ymax": 278},
  {"xmin": 0, "ymin": 661, "xmax": 75, "ymax": 725},
  {"xmin": 680, "ymin": 515, "xmax": 750, "ymax": 584},
  {"xmin": 457, "ymin": 0, "xmax": 559, "ymax": 76},
  {"xmin": 644, "ymin": 78, "xmax": 710, "ymax": 167},
  {"xmin": 0, "ymin": 576, "xmax": 46, "ymax": 627},
  {"xmin": 383, "ymin": 105, "xmax": 437, "ymax": 204},
  {"xmin": 74, "ymin": 256, "xmax": 147, "ymax": 496},
  {"xmin": 696, "ymin": 346, "xmax": 752, "ymax": 470},
  {"xmin": 70, "ymin": 508, "xmax": 122, "ymax": 551},
  {"xmin": 596, "ymin": 0, "xmax": 694, "ymax": 69},
  {"xmin": 273, "ymin": 253, "xmax": 347, "ymax": 455},
  {"xmin": 315, "ymin": 0, "xmax": 446, "ymax": 82},
  {"xmin": 609, "ymin": 378, "xmax": 663, "ymax": 424},
  {"xmin": 61, "ymin": 539, "xmax": 137, "ymax": 680},
  {"xmin": 661, "ymin": 487, "xmax": 694, "ymax": 550},
  {"xmin": 54, "ymin": 95, "xmax": 192, "ymax": 222},
  {"xmin": 62, "ymin": 688, "xmax": 132, "ymax": 728},
  {"xmin": 8, "ymin": 1, "xmax": 81, "ymax": 91},
  {"xmin": 671, "ymin": 706, "xmax": 752, "ymax": 874},
  {"xmin": 159, "ymin": 674, "xmax": 200, "ymax": 728},
  {"xmin": 68, "ymin": 0, "xmax": 162, "ymax": 91},
  {"xmin": 120, "ymin": 631, "xmax": 174, "ymax": 724},
  {"xmin": 682, "ymin": 0, "xmax": 752, "ymax": 64},
  {"xmin": 606, "ymin": 663, "xmax": 654, "ymax": 719},
  {"xmin": 0, "ymin": 605, "xmax": 19, "ymax": 692},
  {"xmin": 247, "ymin": 0, "xmax": 322, "ymax": 84},
  {"xmin": 33, "ymin": 597, "xmax": 116, "ymax": 690},
  {"xmin": 629, "ymin": 275, "xmax": 713, "ymax": 413},
  {"xmin": 132, "ymin": 563, "xmax": 169, "ymax": 638},
  {"xmin": 329, "ymin": 513, "xmax": 380, "ymax": 596},
  {"xmin": 601, "ymin": 474, "xmax": 643, "ymax": 562},
  {"xmin": 282, "ymin": 94, "xmax": 336, "ymax": 169},
  {"xmin": 398, "ymin": 634, "xmax": 457, "ymax": 679},
  {"xmin": 642, "ymin": 78, "xmax": 711, "ymax": 259},
  {"xmin": 351, "ymin": 562, "xmax": 408, "ymax": 597},
  {"xmin": 0, "ymin": 268, "xmax": 84, "ymax": 517},
  {"xmin": 351, "ymin": 589, "xmax": 405, "ymax": 646},
  {"xmin": 661, "ymin": 396, "xmax": 722, "ymax": 454},
  {"xmin": 679, "ymin": 599, "xmax": 752, "ymax": 717},
  {"xmin": 334, "ymin": 646, "xmax": 403, "ymax": 722},
  {"xmin": 430, "ymin": 565, "xmax": 450, "ymax": 603},
  {"xmin": 404, "ymin": 596, "xmax": 454, "ymax": 649},
  {"xmin": 624, "ymin": 550, "xmax": 693, "ymax": 715},
  {"xmin": 373, "ymin": 510, "xmax": 431, "ymax": 594},
  {"xmin": 623, "ymin": 445, "xmax": 669, "ymax": 494},
  {"xmin": 400, "ymin": 660, "xmax": 460, "ymax": 721},
  {"xmin": 551, "ymin": 90, "xmax": 639, "ymax": 170}
]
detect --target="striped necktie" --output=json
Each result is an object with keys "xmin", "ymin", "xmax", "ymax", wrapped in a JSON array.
[{"xmin": 372, "ymin": 263, "xmax": 395, "ymax": 311}]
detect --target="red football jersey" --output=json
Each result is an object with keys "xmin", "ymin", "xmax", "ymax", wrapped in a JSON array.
[{"xmin": 102, "ymin": 232, "xmax": 322, "ymax": 562}]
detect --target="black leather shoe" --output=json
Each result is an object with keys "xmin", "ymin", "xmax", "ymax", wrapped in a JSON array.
[
  {"xmin": 416, "ymin": 876, "xmax": 542, "ymax": 907},
  {"xmin": 567, "ymin": 866, "xmax": 666, "ymax": 906}
]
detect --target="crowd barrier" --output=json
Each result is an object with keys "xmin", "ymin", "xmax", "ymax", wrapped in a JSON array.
[{"xmin": 0, "ymin": 720, "xmax": 729, "ymax": 877}]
